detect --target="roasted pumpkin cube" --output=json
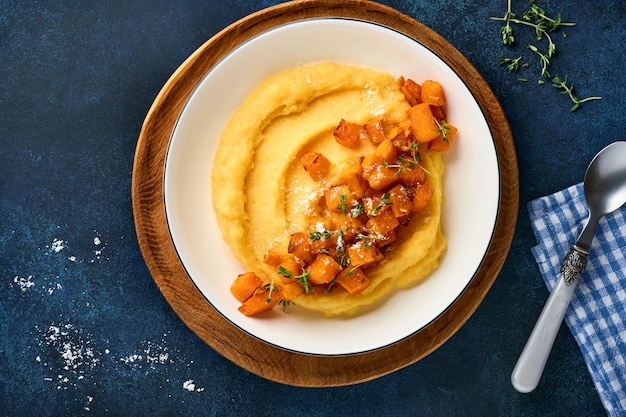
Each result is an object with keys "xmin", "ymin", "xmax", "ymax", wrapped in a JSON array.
[
  {"xmin": 300, "ymin": 151, "xmax": 331, "ymax": 181},
  {"xmin": 388, "ymin": 184, "xmax": 413, "ymax": 218},
  {"xmin": 364, "ymin": 163, "xmax": 399, "ymax": 191},
  {"xmin": 366, "ymin": 208, "xmax": 400, "ymax": 236},
  {"xmin": 288, "ymin": 231, "xmax": 313, "ymax": 263},
  {"xmin": 420, "ymin": 80, "xmax": 445, "ymax": 106},
  {"xmin": 335, "ymin": 267, "xmax": 371, "ymax": 296},
  {"xmin": 263, "ymin": 250, "xmax": 283, "ymax": 267},
  {"xmin": 333, "ymin": 213, "xmax": 364, "ymax": 244},
  {"xmin": 374, "ymin": 229, "xmax": 397, "ymax": 247},
  {"xmin": 390, "ymin": 129, "xmax": 414, "ymax": 152},
  {"xmin": 399, "ymin": 164, "xmax": 426, "ymax": 186},
  {"xmin": 325, "ymin": 184, "xmax": 355, "ymax": 214},
  {"xmin": 276, "ymin": 258, "xmax": 303, "ymax": 285},
  {"xmin": 362, "ymin": 192, "xmax": 390, "ymax": 218},
  {"xmin": 238, "ymin": 287, "xmax": 281, "ymax": 316},
  {"xmin": 278, "ymin": 281, "xmax": 305, "ymax": 301},
  {"xmin": 348, "ymin": 242, "xmax": 384, "ymax": 266},
  {"xmin": 230, "ymin": 272, "xmax": 263, "ymax": 303},
  {"xmin": 365, "ymin": 118, "xmax": 387, "ymax": 145},
  {"xmin": 400, "ymin": 78, "xmax": 422, "ymax": 106},
  {"xmin": 408, "ymin": 103, "xmax": 440, "ymax": 143},
  {"xmin": 374, "ymin": 138, "xmax": 399, "ymax": 161},
  {"xmin": 430, "ymin": 105, "xmax": 446, "ymax": 121},
  {"xmin": 340, "ymin": 164, "xmax": 369, "ymax": 198},
  {"xmin": 412, "ymin": 181, "xmax": 434, "ymax": 212},
  {"xmin": 334, "ymin": 119, "xmax": 362, "ymax": 148},
  {"xmin": 307, "ymin": 254, "xmax": 342, "ymax": 285},
  {"xmin": 428, "ymin": 122, "xmax": 458, "ymax": 152}
]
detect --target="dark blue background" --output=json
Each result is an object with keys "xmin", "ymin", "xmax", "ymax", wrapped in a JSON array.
[{"xmin": 1, "ymin": 1, "xmax": 624, "ymax": 415}]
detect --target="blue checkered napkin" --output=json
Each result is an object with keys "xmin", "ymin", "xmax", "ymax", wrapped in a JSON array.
[{"xmin": 529, "ymin": 183, "xmax": 626, "ymax": 416}]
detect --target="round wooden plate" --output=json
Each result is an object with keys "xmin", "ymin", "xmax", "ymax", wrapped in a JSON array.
[{"xmin": 132, "ymin": 0, "xmax": 518, "ymax": 387}]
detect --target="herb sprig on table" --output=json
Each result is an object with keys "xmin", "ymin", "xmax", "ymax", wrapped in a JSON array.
[{"xmin": 490, "ymin": 0, "xmax": 601, "ymax": 111}]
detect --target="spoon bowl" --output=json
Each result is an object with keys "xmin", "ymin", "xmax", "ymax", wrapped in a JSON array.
[
  {"xmin": 584, "ymin": 143, "xmax": 626, "ymax": 215},
  {"xmin": 511, "ymin": 141, "xmax": 626, "ymax": 393}
]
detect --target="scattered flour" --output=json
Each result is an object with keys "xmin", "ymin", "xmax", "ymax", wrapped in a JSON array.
[
  {"xmin": 13, "ymin": 275, "xmax": 35, "ymax": 292},
  {"xmin": 22, "ymin": 231, "xmax": 206, "ymax": 406},
  {"xmin": 183, "ymin": 379, "xmax": 204, "ymax": 393},
  {"xmin": 44, "ymin": 231, "xmax": 108, "ymax": 264},
  {"xmin": 39, "ymin": 323, "xmax": 100, "ymax": 390},
  {"xmin": 50, "ymin": 238, "xmax": 65, "ymax": 253},
  {"xmin": 36, "ymin": 324, "xmax": 203, "ymax": 397},
  {"xmin": 10, "ymin": 274, "xmax": 63, "ymax": 295}
]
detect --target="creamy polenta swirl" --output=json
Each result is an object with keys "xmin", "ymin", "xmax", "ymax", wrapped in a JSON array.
[{"xmin": 212, "ymin": 62, "xmax": 446, "ymax": 316}]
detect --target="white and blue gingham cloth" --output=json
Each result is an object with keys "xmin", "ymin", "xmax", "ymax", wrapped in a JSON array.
[{"xmin": 529, "ymin": 183, "xmax": 626, "ymax": 416}]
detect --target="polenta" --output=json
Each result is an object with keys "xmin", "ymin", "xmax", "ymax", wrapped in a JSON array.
[{"xmin": 211, "ymin": 62, "xmax": 456, "ymax": 316}]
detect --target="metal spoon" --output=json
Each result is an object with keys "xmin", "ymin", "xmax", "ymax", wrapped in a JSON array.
[{"xmin": 511, "ymin": 141, "xmax": 626, "ymax": 393}]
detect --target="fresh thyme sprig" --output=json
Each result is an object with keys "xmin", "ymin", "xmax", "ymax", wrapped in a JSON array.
[
  {"xmin": 349, "ymin": 202, "xmax": 364, "ymax": 218},
  {"xmin": 278, "ymin": 266, "xmax": 312, "ymax": 293},
  {"xmin": 434, "ymin": 119, "xmax": 452, "ymax": 145},
  {"xmin": 499, "ymin": 56, "xmax": 522, "ymax": 72},
  {"xmin": 337, "ymin": 194, "xmax": 348, "ymax": 214},
  {"xmin": 367, "ymin": 193, "xmax": 391, "ymax": 218},
  {"xmin": 355, "ymin": 232, "xmax": 379, "ymax": 249},
  {"xmin": 384, "ymin": 155, "xmax": 414, "ymax": 175},
  {"xmin": 523, "ymin": 1, "xmax": 572, "ymax": 32},
  {"xmin": 498, "ymin": 0, "xmax": 515, "ymax": 45},
  {"xmin": 491, "ymin": 0, "xmax": 575, "ymax": 55},
  {"xmin": 263, "ymin": 283, "xmax": 278, "ymax": 303},
  {"xmin": 551, "ymin": 75, "xmax": 602, "ymax": 112},
  {"xmin": 528, "ymin": 44, "xmax": 550, "ymax": 77},
  {"xmin": 490, "ymin": 0, "xmax": 600, "ymax": 111},
  {"xmin": 309, "ymin": 227, "xmax": 332, "ymax": 241},
  {"xmin": 383, "ymin": 141, "xmax": 430, "ymax": 176}
]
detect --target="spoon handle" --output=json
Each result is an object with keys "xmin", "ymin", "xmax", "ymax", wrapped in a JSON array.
[{"xmin": 511, "ymin": 246, "xmax": 588, "ymax": 393}]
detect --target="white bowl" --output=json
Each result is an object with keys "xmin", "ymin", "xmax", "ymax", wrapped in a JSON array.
[{"xmin": 164, "ymin": 18, "xmax": 499, "ymax": 356}]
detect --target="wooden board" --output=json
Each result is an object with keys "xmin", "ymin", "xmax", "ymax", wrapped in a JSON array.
[{"xmin": 131, "ymin": 0, "xmax": 518, "ymax": 387}]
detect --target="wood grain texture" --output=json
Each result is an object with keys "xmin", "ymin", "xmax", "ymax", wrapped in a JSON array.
[{"xmin": 131, "ymin": 0, "xmax": 519, "ymax": 387}]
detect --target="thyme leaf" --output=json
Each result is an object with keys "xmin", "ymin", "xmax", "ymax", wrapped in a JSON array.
[
  {"xmin": 434, "ymin": 118, "xmax": 452, "ymax": 144},
  {"xmin": 309, "ymin": 228, "xmax": 332, "ymax": 241},
  {"xmin": 278, "ymin": 266, "xmax": 312, "ymax": 293},
  {"xmin": 337, "ymin": 193, "xmax": 348, "ymax": 214},
  {"xmin": 499, "ymin": 56, "xmax": 522, "ymax": 72},
  {"xmin": 263, "ymin": 283, "xmax": 278, "ymax": 303},
  {"xmin": 551, "ymin": 75, "xmax": 602, "ymax": 112},
  {"xmin": 367, "ymin": 193, "xmax": 391, "ymax": 218}
]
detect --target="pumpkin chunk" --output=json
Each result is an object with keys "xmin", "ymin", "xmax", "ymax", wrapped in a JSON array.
[
  {"xmin": 347, "ymin": 243, "xmax": 384, "ymax": 267},
  {"xmin": 412, "ymin": 182, "xmax": 434, "ymax": 212},
  {"xmin": 420, "ymin": 80, "xmax": 445, "ymax": 106},
  {"xmin": 334, "ymin": 119, "xmax": 361, "ymax": 148},
  {"xmin": 335, "ymin": 267, "xmax": 370, "ymax": 296},
  {"xmin": 400, "ymin": 78, "xmax": 422, "ymax": 106},
  {"xmin": 429, "ymin": 122, "xmax": 458, "ymax": 152},
  {"xmin": 238, "ymin": 287, "xmax": 281, "ymax": 316},
  {"xmin": 388, "ymin": 184, "xmax": 413, "ymax": 218},
  {"xmin": 230, "ymin": 272, "xmax": 263, "ymax": 303},
  {"xmin": 365, "ymin": 118, "xmax": 387, "ymax": 145},
  {"xmin": 408, "ymin": 103, "xmax": 440, "ymax": 143},
  {"xmin": 300, "ymin": 151, "xmax": 331, "ymax": 181},
  {"xmin": 308, "ymin": 254, "xmax": 342, "ymax": 285}
]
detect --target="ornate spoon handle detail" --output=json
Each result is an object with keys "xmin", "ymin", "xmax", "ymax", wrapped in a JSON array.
[{"xmin": 561, "ymin": 246, "xmax": 589, "ymax": 285}]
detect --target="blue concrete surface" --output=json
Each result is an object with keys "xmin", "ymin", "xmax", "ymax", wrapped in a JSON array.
[{"xmin": 2, "ymin": 1, "xmax": 624, "ymax": 415}]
